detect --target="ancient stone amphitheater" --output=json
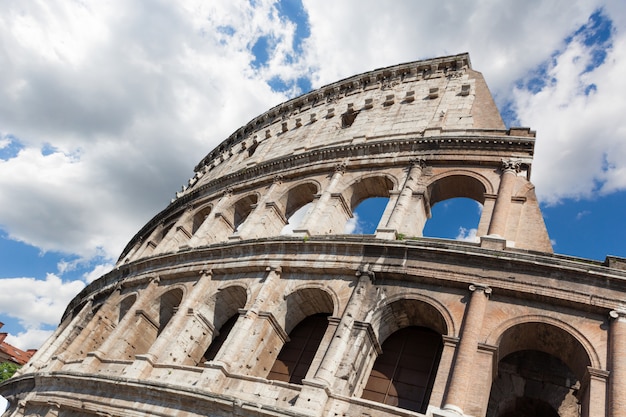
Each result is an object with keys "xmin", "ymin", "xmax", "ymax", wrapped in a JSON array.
[{"xmin": 2, "ymin": 53, "xmax": 626, "ymax": 417}]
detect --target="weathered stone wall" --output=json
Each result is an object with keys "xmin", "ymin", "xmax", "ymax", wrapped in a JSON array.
[{"xmin": 2, "ymin": 53, "xmax": 625, "ymax": 417}]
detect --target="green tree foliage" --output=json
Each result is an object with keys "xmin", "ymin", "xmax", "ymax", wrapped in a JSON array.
[{"xmin": 0, "ymin": 362, "xmax": 20, "ymax": 382}]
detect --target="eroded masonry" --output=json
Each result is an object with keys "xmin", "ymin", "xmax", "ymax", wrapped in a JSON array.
[{"xmin": 3, "ymin": 53, "xmax": 626, "ymax": 417}]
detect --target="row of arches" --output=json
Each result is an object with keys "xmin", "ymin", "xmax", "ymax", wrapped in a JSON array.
[
  {"xmin": 51, "ymin": 277, "xmax": 598, "ymax": 417},
  {"xmin": 124, "ymin": 168, "xmax": 495, "ymax": 263}
]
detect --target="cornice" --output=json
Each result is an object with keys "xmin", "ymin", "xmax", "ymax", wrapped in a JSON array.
[
  {"xmin": 119, "ymin": 129, "xmax": 535, "ymax": 259},
  {"xmin": 193, "ymin": 53, "xmax": 473, "ymax": 174},
  {"xmin": 72, "ymin": 236, "xmax": 626, "ymax": 324}
]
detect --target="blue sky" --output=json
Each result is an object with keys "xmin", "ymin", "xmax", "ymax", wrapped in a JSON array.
[{"xmin": 1, "ymin": 0, "xmax": 626, "ymax": 353}]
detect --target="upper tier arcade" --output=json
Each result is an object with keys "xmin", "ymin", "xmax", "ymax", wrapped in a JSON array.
[{"xmin": 117, "ymin": 53, "xmax": 551, "ymax": 266}]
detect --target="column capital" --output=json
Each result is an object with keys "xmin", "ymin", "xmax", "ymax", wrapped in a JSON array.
[
  {"xmin": 266, "ymin": 265, "xmax": 282, "ymax": 275},
  {"xmin": 199, "ymin": 268, "xmax": 213, "ymax": 278},
  {"xmin": 409, "ymin": 157, "xmax": 427, "ymax": 169},
  {"xmin": 501, "ymin": 158, "xmax": 522, "ymax": 174},
  {"xmin": 469, "ymin": 283, "xmax": 492, "ymax": 296},
  {"xmin": 334, "ymin": 161, "xmax": 347, "ymax": 173},
  {"xmin": 609, "ymin": 309, "xmax": 626, "ymax": 320}
]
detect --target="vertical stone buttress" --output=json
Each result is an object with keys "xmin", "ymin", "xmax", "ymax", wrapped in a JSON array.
[
  {"xmin": 488, "ymin": 160, "xmax": 520, "ymax": 238},
  {"xmin": 187, "ymin": 188, "xmax": 234, "ymax": 247},
  {"xmin": 209, "ymin": 266, "xmax": 284, "ymax": 375},
  {"xmin": 82, "ymin": 276, "xmax": 161, "ymax": 371},
  {"xmin": 294, "ymin": 162, "xmax": 348, "ymax": 236},
  {"xmin": 442, "ymin": 284, "xmax": 491, "ymax": 415},
  {"xmin": 609, "ymin": 309, "xmax": 626, "ymax": 417},
  {"xmin": 234, "ymin": 175, "xmax": 286, "ymax": 240},
  {"xmin": 377, "ymin": 158, "xmax": 428, "ymax": 239},
  {"xmin": 125, "ymin": 270, "xmax": 215, "ymax": 378}
]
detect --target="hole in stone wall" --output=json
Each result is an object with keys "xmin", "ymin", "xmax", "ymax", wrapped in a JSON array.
[
  {"xmin": 202, "ymin": 314, "xmax": 238, "ymax": 363},
  {"xmin": 423, "ymin": 197, "xmax": 482, "ymax": 242},
  {"xmin": 267, "ymin": 313, "xmax": 330, "ymax": 384},
  {"xmin": 361, "ymin": 326, "xmax": 443, "ymax": 414},
  {"xmin": 346, "ymin": 197, "xmax": 389, "ymax": 234},
  {"xmin": 281, "ymin": 202, "xmax": 313, "ymax": 234}
]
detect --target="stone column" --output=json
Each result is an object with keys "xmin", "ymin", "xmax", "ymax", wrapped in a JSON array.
[
  {"xmin": 124, "ymin": 270, "xmax": 215, "ymax": 378},
  {"xmin": 82, "ymin": 276, "xmax": 160, "ymax": 371},
  {"xmin": 487, "ymin": 159, "xmax": 520, "ymax": 237},
  {"xmin": 294, "ymin": 162, "xmax": 347, "ymax": 236},
  {"xmin": 49, "ymin": 291, "xmax": 125, "ymax": 371},
  {"xmin": 157, "ymin": 206, "xmax": 194, "ymax": 253},
  {"xmin": 442, "ymin": 284, "xmax": 491, "ymax": 416},
  {"xmin": 377, "ymin": 158, "xmax": 427, "ymax": 239},
  {"xmin": 187, "ymin": 188, "xmax": 234, "ymax": 247},
  {"xmin": 313, "ymin": 268, "xmax": 373, "ymax": 389},
  {"xmin": 233, "ymin": 175, "xmax": 285, "ymax": 240},
  {"xmin": 210, "ymin": 266, "xmax": 282, "ymax": 372},
  {"xmin": 609, "ymin": 309, "xmax": 626, "ymax": 417}
]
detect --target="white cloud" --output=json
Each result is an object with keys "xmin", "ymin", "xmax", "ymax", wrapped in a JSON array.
[
  {"xmin": 514, "ymin": 11, "xmax": 626, "ymax": 203},
  {"xmin": 0, "ymin": 274, "xmax": 84, "ymax": 349},
  {"xmin": 456, "ymin": 227, "xmax": 479, "ymax": 243},
  {"xmin": 83, "ymin": 263, "xmax": 115, "ymax": 284},
  {"xmin": 344, "ymin": 212, "xmax": 361, "ymax": 234}
]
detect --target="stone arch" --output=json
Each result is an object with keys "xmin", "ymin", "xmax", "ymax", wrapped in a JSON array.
[
  {"xmin": 191, "ymin": 203, "xmax": 213, "ymax": 235},
  {"xmin": 485, "ymin": 315, "xmax": 600, "ymax": 374},
  {"xmin": 288, "ymin": 282, "xmax": 341, "ymax": 318},
  {"xmin": 486, "ymin": 318, "xmax": 598, "ymax": 417},
  {"xmin": 268, "ymin": 286, "xmax": 334, "ymax": 384},
  {"xmin": 232, "ymin": 193, "xmax": 259, "ymax": 230},
  {"xmin": 281, "ymin": 286, "xmax": 335, "ymax": 334},
  {"xmin": 370, "ymin": 292, "xmax": 456, "ymax": 338},
  {"xmin": 118, "ymin": 293, "xmax": 137, "ymax": 323},
  {"xmin": 198, "ymin": 284, "xmax": 249, "ymax": 364},
  {"xmin": 343, "ymin": 174, "xmax": 397, "ymax": 211},
  {"xmin": 156, "ymin": 287, "xmax": 184, "ymax": 335},
  {"xmin": 426, "ymin": 170, "xmax": 492, "ymax": 206},
  {"xmin": 362, "ymin": 297, "xmax": 448, "ymax": 414},
  {"xmin": 278, "ymin": 180, "xmax": 320, "ymax": 220},
  {"xmin": 369, "ymin": 296, "xmax": 450, "ymax": 344}
]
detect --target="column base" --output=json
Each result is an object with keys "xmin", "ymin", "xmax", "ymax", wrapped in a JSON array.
[
  {"xmin": 429, "ymin": 404, "xmax": 473, "ymax": 417},
  {"xmin": 480, "ymin": 235, "xmax": 507, "ymax": 250}
]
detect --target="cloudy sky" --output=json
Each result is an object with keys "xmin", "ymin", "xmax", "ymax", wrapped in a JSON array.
[{"xmin": 1, "ymin": 0, "xmax": 625, "ymax": 352}]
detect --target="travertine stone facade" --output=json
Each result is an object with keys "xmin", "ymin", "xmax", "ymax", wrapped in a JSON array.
[{"xmin": 2, "ymin": 53, "xmax": 625, "ymax": 417}]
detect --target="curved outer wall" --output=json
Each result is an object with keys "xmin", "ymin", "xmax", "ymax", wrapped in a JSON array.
[{"xmin": 2, "ymin": 53, "xmax": 626, "ymax": 417}]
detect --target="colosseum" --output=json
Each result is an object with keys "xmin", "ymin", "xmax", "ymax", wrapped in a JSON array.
[{"xmin": 2, "ymin": 53, "xmax": 626, "ymax": 417}]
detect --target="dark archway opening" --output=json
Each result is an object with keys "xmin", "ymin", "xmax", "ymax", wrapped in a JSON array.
[
  {"xmin": 362, "ymin": 326, "xmax": 443, "ymax": 414},
  {"xmin": 268, "ymin": 313, "xmax": 329, "ymax": 384}
]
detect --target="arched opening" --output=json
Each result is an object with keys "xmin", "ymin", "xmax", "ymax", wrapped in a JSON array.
[
  {"xmin": 361, "ymin": 326, "xmax": 443, "ymax": 414},
  {"xmin": 423, "ymin": 175, "xmax": 486, "ymax": 241},
  {"xmin": 343, "ymin": 176, "xmax": 394, "ymax": 234},
  {"xmin": 202, "ymin": 314, "xmax": 237, "ymax": 363},
  {"xmin": 363, "ymin": 298, "xmax": 449, "ymax": 413},
  {"xmin": 158, "ymin": 288, "xmax": 183, "ymax": 335},
  {"xmin": 119, "ymin": 294, "xmax": 136, "ymax": 322},
  {"xmin": 487, "ymin": 322, "xmax": 592, "ymax": 417},
  {"xmin": 196, "ymin": 285, "xmax": 247, "ymax": 365},
  {"xmin": 233, "ymin": 194, "xmax": 258, "ymax": 230},
  {"xmin": 423, "ymin": 197, "xmax": 482, "ymax": 241},
  {"xmin": 280, "ymin": 182, "xmax": 318, "ymax": 234},
  {"xmin": 348, "ymin": 197, "xmax": 389, "ymax": 234},
  {"xmin": 192, "ymin": 205, "xmax": 212, "ymax": 235},
  {"xmin": 267, "ymin": 313, "xmax": 330, "ymax": 384}
]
